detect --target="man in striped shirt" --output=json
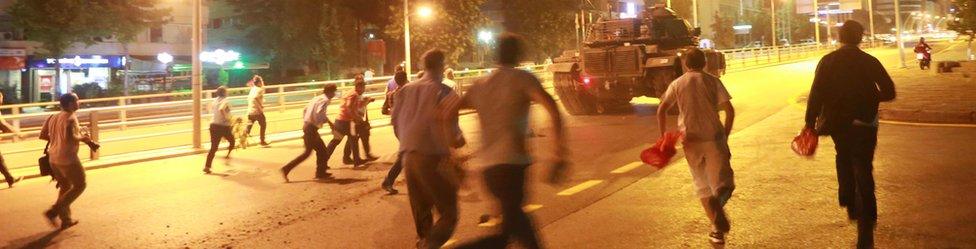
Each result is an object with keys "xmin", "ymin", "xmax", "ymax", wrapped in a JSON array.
[{"xmin": 391, "ymin": 49, "xmax": 463, "ymax": 249}]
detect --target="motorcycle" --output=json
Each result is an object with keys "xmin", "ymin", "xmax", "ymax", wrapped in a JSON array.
[{"xmin": 916, "ymin": 51, "xmax": 931, "ymax": 70}]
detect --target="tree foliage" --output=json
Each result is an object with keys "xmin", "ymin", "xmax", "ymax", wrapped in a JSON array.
[
  {"xmin": 949, "ymin": 0, "xmax": 976, "ymax": 41},
  {"xmin": 497, "ymin": 0, "xmax": 578, "ymax": 61},
  {"xmin": 228, "ymin": 0, "xmax": 347, "ymax": 77},
  {"xmin": 710, "ymin": 11, "xmax": 735, "ymax": 49},
  {"xmin": 384, "ymin": 0, "xmax": 487, "ymax": 67},
  {"xmin": 9, "ymin": 0, "xmax": 170, "ymax": 57}
]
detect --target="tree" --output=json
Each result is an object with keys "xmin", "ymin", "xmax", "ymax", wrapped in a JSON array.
[
  {"xmin": 384, "ymin": 0, "xmax": 487, "ymax": 68},
  {"xmin": 228, "ymin": 0, "xmax": 347, "ymax": 79},
  {"xmin": 949, "ymin": 0, "xmax": 976, "ymax": 41},
  {"xmin": 497, "ymin": 0, "xmax": 577, "ymax": 62},
  {"xmin": 10, "ymin": 0, "xmax": 169, "ymax": 95},
  {"xmin": 748, "ymin": 10, "xmax": 772, "ymax": 45},
  {"xmin": 710, "ymin": 11, "xmax": 735, "ymax": 49}
]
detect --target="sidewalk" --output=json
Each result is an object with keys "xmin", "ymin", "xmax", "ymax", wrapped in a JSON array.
[
  {"xmin": 879, "ymin": 41, "xmax": 976, "ymax": 124},
  {"xmin": 539, "ymin": 103, "xmax": 976, "ymax": 248}
]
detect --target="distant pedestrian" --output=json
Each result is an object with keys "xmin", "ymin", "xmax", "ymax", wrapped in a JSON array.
[
  {"xmin": 40, "ymin": 93, "xmax": 95, "ymax": 230},
  {"xmin": 804, "ymin": 20, "xmax": 896, "ymax": 249},
  {"xmin": 656, "ymin": 47, "xmax": 736, "ymax": 245},
  {"xmin": 391, "ymin": 49, "xmax": 463, "ymax": 249},
  {"xmin": 364, "ymin": 68, "xmax": 375, "ymax": 80},
  {"xmin": 442, "ymin": 68, "xmax": 460, "ymax": 94},
  {"xmin": 380, "ymin": 71, "xmax": 409, "ymax": 194},
  {"xmin": 281, "ymin": 84, "xmax": 340, "ymax": 182},
  {"xmin": 204, "ymin": 86, "xmax": 235, "ymax": 174},
  {"xmin": 387, "ymin": 65, "xmax": 405, "ymax": 92},
  {"xmin": 343, "ymin": 74, "xmax": 379, "ymax": 164},
  {"xmin": 334, "ymin": 75, "xmax": 367, "ymax": 167},
  {"xmin": 0, "ymin": 92, "xmax": 23, "ymax": 188},
  {"xmin": 245, "ymin": 75, "xmax": 270, "ymax": 146},
  {"xmin": 453, "ymin": 33, "xmax": 568, "ymax": 249}
]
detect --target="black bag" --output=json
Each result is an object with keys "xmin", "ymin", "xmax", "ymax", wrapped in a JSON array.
[{"xmin": 38, "ymin": 116, "xmax": 52, "ymax": 176}]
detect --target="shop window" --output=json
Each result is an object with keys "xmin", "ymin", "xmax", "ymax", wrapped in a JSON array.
[{"xmin": 150, "ymin": 27, "xmax": 163, "ymax": 43}]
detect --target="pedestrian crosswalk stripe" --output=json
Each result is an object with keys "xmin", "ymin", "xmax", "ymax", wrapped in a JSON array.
[
  {"xmin": 611, "ymin": 162, "xmax": 644, "ymax": 174},
  {"xmin": 522, "ymin": 204, "xmax": 543, "ymax": 213},
  {"xmin": 556, "ymin": 180, "xmax": 604, "ymax": 196}
]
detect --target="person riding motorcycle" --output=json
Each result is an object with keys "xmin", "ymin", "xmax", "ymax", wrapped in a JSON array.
[{"xmin": 914, "ymin": 37, "xmax": 932, "ymax": 70}]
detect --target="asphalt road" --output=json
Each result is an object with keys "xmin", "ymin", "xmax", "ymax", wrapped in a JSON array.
[{"xmin": 0, "ymin": 43, "xmax": 969, "ymax": 249}]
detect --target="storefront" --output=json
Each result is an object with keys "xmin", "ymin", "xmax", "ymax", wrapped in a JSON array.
[
  {"xmin": 27, "ymin": 55, "xmax": 124, "ymax": 102},
  {"xmin": 0, "ymin": 48, "xmax": 26, "ymax": 103}
]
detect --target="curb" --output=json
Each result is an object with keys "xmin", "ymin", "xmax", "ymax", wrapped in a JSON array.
[{"xmin": 879, "ymin": 108, "xmax": 976, "ymax": 124}]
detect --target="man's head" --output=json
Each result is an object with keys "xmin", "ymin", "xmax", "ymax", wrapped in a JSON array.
[
  {"xmin": 322, "ymin": 83, "xmax": 338, "ymax": 99},
  {"xmin": 682, "ymin": 48, "xmax": 707, "ymax": 70},
  {"xmin": 354, "ymin": 73, "xmax": 365, "ymax": 83},
  {"xmin": 422, "ymin": 49, "xmax": 446, "ymax": 76},
  {"xmin": 59, "ymin": 93, "xmax": 79, "ymax": 112},
  {"xmin": 394, "ymin": 64, "xmax": 404, "ymax": 73},
  {"xmin": 394, "ymin": 71, "xmax": 408, "ymax": 86},
  {"xmin": 214, "ymin": 86, "xmax": 228, "ymax": 98},
  {"xmin": 497, "ymin": 33, "xmax": 523, "ymax": 66},
  {"xmin": 920, "ymin": 37, "xmax": 926, "ymax": 43},
  {"xmin": 354, "ymin": 78, "xmax": 366, "ymax": 93},
  {"xmin": 839, "ymin": 20, "xmax": 864, "ymax": 45}
]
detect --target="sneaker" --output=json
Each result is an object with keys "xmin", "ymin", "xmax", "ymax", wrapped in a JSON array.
[
  {"xmin": 60, "ymin": 219, "xmax": 79, "ymax": 230},
  {"xmin": 382, "ymin": 184, "xmax": 399, "ymax": 195},
  {"xmin": 203, "ymin": 168, "xmax": 212, "ymax": 174},
  {"xmin": 43, "ymin": 208, "xmax": 59, "ymax": 227},
  {"xmin": 260, "ymin": 141, "xmax": 270, "ymax": 146},
  {"xmin": 365, "ymin": 154, "xmax": 380, "ymax": 162},
  {"xmin": 280, "ymin": 168, "xmax": 290, "ymax": 183},
  {"xmin": 709, "ymin": 231, "xmax": 726, "ymax": 244},
  {"xmin": 315, "ymin": 172, "xmax": 334, "ymax": 180},
  {"xmin": 343, "ymin": 158, "xmax": 355, "ymax": 165},
  {"xmin": 6, "ymin": 176, "xmax": 22, "ymax": 188}
]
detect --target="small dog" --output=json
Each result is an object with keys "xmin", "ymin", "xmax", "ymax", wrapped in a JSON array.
[{"xmin": 232, "ymin": 117, "xmax": 250, "ymax": 150}]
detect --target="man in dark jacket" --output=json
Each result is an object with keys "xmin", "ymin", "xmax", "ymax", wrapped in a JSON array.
[{"xmin": 804, "ymin": 20, "xmax": 896, "ymax": 249}]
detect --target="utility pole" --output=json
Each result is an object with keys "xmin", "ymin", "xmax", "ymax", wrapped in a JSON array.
[
  {"xmin": 814, "ymin": 0, "xmax": 821, "ymax": 47},
  {"xmin": 191, "ymin": 0, "xmax": 203, "ymax": 149},
  {"xmin": 868, "ymin": 0, "xmax": 876, "ymax": 47},
  {"xmin": 895, "ymin": 0, "xmax": 906, "ymax": 67},
  {"xmin": 693, "ymin": 0, "xmax": 699, "ymax": 27},
  {"xmin": 403, "ymin": 0, "xmax": 412, "ymax": 76},
  {"xmin": 771, "ymin": 0, "xmax": 777, "ymax": 47}
]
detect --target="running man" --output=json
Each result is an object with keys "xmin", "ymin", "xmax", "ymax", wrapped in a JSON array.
[
  {"xmin": 0, "ymin": 91, "xmax": 22, "ymax": 188},
  {"xmin": 281, "ymin": 84, "xmax": 339, "ymax": 181},
  {"xmin": 204, "ymin": 86, "xmax": 235, "ymax": 174},
  {"xmin": 40, "ymin": 93, "xmax": 95, "ymax": 230},
  {"xmin": 245, "ymin": 75, "xmax": 269, "ymax": 146}
]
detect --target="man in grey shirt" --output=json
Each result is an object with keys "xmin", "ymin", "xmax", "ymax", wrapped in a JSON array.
[
  {"xmin": 391, "ymin": 49, "xmax": 463, "ymax": 249},
  {"xmin": 453, "ymin": 33, "xmax": 568, "ymax": 249}
]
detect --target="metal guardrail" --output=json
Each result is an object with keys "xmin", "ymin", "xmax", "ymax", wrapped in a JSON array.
[{"xmin": 0, "ymin": 65, "xmax": 550, "ymax": 168}]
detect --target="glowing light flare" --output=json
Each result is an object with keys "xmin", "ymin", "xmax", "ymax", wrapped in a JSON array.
[{"xmin": 417, "ymin": 6, "xmax": 434, "ymax": 18}]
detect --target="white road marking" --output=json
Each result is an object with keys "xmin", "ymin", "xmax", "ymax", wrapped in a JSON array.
[
  {"xmin": 611, "ymin": 162, "xmax": 644, "ymax": 174},
  {"xmin": 556, "ymin": 180, "xmax": 604, "ymax": 196}
]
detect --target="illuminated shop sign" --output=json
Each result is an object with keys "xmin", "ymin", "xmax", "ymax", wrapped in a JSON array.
[{"xmin": 29, "ymin": 55, "xmax": 124, "ymax": 69}]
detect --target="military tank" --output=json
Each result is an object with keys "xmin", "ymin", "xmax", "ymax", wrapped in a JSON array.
[{"xmin": 549, "ymin": 6, "xmax": 726, "ymax": 115}]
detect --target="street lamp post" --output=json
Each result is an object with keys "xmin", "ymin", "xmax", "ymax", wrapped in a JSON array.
[
  {"xmin": 771, "ymin": 0, "xmax": 777, "ymax": 47},
  {"xmin": 894, "ymin": 0, "xmax": 906, "ymax": 67},
  {"xmin": 868, "ymin": 0, "xmax": 876, "ymax": 47},
  {"xmin": 814, "ymin": 0, "xmax": 821, "ymax": 47},
  {"xmin": 403, "ymin": 1, "xmax": 433, "ymax": 77},
  {"xmin": 191, "ymin": 0, "xmax": 203, "ymax": 149}
]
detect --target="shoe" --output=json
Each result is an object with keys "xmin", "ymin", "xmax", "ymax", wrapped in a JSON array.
[
  {"xmin": 280, "ymin": 168, "xmax": 290, "ymax": 183},
  {"xmin": 260, "ymin": 141, "xmax": 270, "ymax": 146},
  {"xmin": 43, "ymin": 209, "xmax": 59, "ymax": 228},
  {"xmin": 365, "ymin": 154, "xmax": 380, "ymax": 162},
  {"xmin": 315, "ymin": 172, "xmax": 333, "ymax": 180},
  {"xmin": 203, "ymin": 168, "xmax": 212, "ymax": 174},
  {"xmin": 60, "ymin": 219, "xmax": 79, "ymax": 230},
  {"xmin": 709, "ymin": 231, "xmax": 725, "ymax": 244},
  {"xmin": 6, "ymin": 176, "xmax": 22, "ymax": 188},
  {"xmin": 343, "ymin": 158, "xmax": 355, "ymax": 165},
  {"xmin": 382, "ymin": 184, "xmax": 399, "ymax": 195}
]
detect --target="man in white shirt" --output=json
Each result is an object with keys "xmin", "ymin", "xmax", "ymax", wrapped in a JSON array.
[
  {"xmin": 453, "ymin": 33, "xmax": 567, "ymax": 249},
  {"xmin": 245, "ymin": 75, "xmax": 269, "ymax": 146},
  {"xmin": 657, "ymin": 48, "xmax": 736, "ymax": 245},
  {"xmin": 204, "ymin": 86, "xmax": 235, "ymax": 174},
  {"xmin": 281, "ymin": 84, "xmax": 339, "ymax": 181},
  {"xmin": 391, "ymin": 49, "xmax": 462, "ymax": 249},
  {"xmin": 40, "ymin": 93, "xmax": 95, "ymax": 229}
]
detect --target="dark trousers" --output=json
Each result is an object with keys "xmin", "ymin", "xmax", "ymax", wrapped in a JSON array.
[
  {"xmin": 330, "ymin": 120, "xmax": 361, "ymax": 163},
  {"xmin": 831, "ymin": 125, "xmax": 878, "ymax": 248},
  {"xmin": 51, "ymin": 162, "xmax": 86, "ymax": 222},
  {"xmin": 456, "ymin": 164, "xmax": 540, "ymax": 249},
  {"xmin": 344, "ymin": 122, "xmax": 372, "ymax": 160},
  {"xmin": 403, "ymin": 152, "xmax": 458, "ymax": 249},
  {"xmin": 246, "ymin": 113, "xmax": 267, "ymax": 143},
  {"xmin": 382, "ymin": 153, "xmax": 403, "ymax": 187},
  {"xmin": 0, "ymin": 154, "xmax": 13, "ymax": 185},
  {"xmin": 282, "ymin": 124, "xmax": 331, "ymax": 177},
  {"xmin": 205, "ymin": 124, "xmax": 235, "ymax": 170}
]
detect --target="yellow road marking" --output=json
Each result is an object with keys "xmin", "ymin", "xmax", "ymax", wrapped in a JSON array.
[
  {"xmin": 611, "ymin": 162, "xmax": 644, "ymax": 174},
  {"xmin": 522, "ymin": 204, "xmax": 543, "ymax": 213},
  {"xmin": 556, "ymin": 180, "xmax": 604, "ymax": 196}
]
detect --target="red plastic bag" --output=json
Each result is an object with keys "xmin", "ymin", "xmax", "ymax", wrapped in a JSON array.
[
  {"xmin": 642, "ymin": 131, "xmax": 683, "ymax": 169},
  {"xmin": 791, "ymin": 127, "xmax": 818, "ymax": 157}
]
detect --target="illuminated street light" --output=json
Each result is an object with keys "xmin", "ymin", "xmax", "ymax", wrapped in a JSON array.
[
  {"xmin": 418, "ymin": 6, "xmax": 434, "ymax": 18},
  {"xmin": 156, "ymin": 52, "xmax": 173, "ymax": 64},
  {"xmin": 403, "ymin": 2, "xmax": 436, "ymax": 76},
  {"xmin": 478, "ymin": 30, "xmax": 493, "ymax": 44}
]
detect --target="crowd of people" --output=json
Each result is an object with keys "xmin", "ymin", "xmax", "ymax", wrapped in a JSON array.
[{"xmin": 2, "ymin": 21, "xmax": 894, "ymax": 248}]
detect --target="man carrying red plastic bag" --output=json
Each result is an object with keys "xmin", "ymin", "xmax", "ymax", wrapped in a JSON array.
[
  {"xmin": 641, "ymin": 131, "xmax": 683, "ymax": 168},
  {"xmin": 656, "ymin": 48, "xmax": 737, "ymax": 245}
]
